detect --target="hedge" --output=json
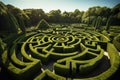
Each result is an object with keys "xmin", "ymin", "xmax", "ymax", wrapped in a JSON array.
[
  {"xmin": 1, "ymin": 33, "xmax": 42, "ymax": 80},
  {"xmin": 1, "ymin": 27, "xmax": 120, "ymax": 80},
  {"xmin": 113, "ymin": 34, "xmax": 120, "ymax": 51},
  {"xmin": 73, "ymin": 43, "xmax": 120, "ymax": 80},
  {"xmin": 1, "ymin": 47, "xmax": 42, "ymax": 80},
  {"xmin": 34, "ymin": 69, "xmax": 66, "ymax": 80},
  {"xmin": 54, "ymin": 60, "xmax": 71, "ymax": 76}
]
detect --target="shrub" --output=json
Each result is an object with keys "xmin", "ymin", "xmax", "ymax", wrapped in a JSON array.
[
  {"xmin": 0, "ymin": 2, "xmax": 19, "ymax": 33},
  {"xmin": 1, "ymin": 34, "xmax": 42, "ymax": 80},
  {"xmin": 36, "ymin": 19, "xmax": 50, "ymax": 30},
  {"xmin": 34, "ymin": 69, "xmax": 66, "ymax": 80},
  {"xmin": 113, "ymin": 34, "xmax": 120, "ymax": 51},
  {"xmin": 54, "ymin": 60, "xmax": 71, "ymax": 76},
  {"xmin": 0, "ymin": 38, "xmax": 6, "ymax": 54},
  {"xmin": 106, "ymin": 16, "xmax": 112, "ymax": 31},
  {"xmin": 95, "ymin": 16, "xmax": 102, "ymax": 30}
]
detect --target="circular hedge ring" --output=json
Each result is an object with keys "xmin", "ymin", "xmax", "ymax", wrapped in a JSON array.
[{"xmin": 1, "ymin": 29, "xmax": 119, "ymax": 80}]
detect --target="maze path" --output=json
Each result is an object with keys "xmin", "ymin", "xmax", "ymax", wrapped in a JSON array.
[{"xmin": 1, "ymin": 29, "xmax": 120, "ymax": 80}]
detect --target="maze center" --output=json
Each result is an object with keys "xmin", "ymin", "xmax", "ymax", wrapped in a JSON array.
[{"xmin": 1, "ymin": 29, "xmax": 120, "ymax": 80}]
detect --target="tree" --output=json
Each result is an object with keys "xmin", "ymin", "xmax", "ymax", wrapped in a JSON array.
[
  {"xmin": 0, "ymin": 1, "xmax": 19, "ymax": 33},
  {"xmin": 106, "ymin": 16, "xmax": 112, "ymax": 31},
  {"xmin": 7, "ymin": 7, "xmax": 30, "ymax": 33},
  {"xmin": 62, "ymin": 11, "xmax": 70, "ymax": 23},
  {"xmin": 36, "ymin": 19, "xmax": 50, "ymax": 30},
  {"xmin": 95, "ymin": 16, "xmax": 102, "ymax": 30},
  {"xmin": 111, "ymin": 3, "xmax": 120, "ymax": 25},
  {"xmin": 92, "ymin": 18, "xmax": 97, "ymax": 27},
  {"xmin": 48, "ymin": 9, "xmax": 61, "ymax": 23},
  {"xmin": 111, "ymin": 3, "xmax": 120, "ymax": 15}
]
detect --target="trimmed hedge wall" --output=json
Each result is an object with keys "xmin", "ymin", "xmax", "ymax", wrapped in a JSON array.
[
  {"xmin": 1, "ymin": 33, "xmax": 42, "ymax": 80},
  {"xmin": 1, "ymin": 27, "xmax": 120, "ymax": 80},
  {"xmin": 73, "ymin": 43, "xmax": 120, "ymax": 80},
  {"xmin": 34, "ymin": 69, "xmax": 66, "ymax": 80},
  {"xmin": 54, "ymin": 46, "xmax": 104, "ymax": 76},
  {"xmin": 113, "ymin": 34, "xmax": 120, "ymax": 51}
]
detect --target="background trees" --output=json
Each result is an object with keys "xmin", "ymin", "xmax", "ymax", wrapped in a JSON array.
[
  {"xmin": 10, "ymin": 3, "xmax": 120, "ymax": 27},
  {"xmin": 111, "ymin": 3, "xmax": 120, "ymax": 25},
  {"xmin": 0, "ymin": 1, "xmax": 120, "ymax": 33}
]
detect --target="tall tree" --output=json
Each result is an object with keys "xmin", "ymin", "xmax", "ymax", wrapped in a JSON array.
[
  {"xmin": 111, "ymin": 3, "xmax": 120, "ymax": 25},
  {"xmin": 48, "ymin": 9, "xmax": 61, "ymax": 23},
  {"xmin": 95, "ymin": 16, "xmax": 102, "ymax": 30}
]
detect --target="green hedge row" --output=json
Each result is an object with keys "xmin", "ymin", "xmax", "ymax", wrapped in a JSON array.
[
  {"xmin": 113, "ymin": 34, "xmax": 120, "ymax": 51},
  {"xmin": 28, "ymin": 34, "xmax": 83, "ymax": 63},
  {"xmin": 1, "ymin": 29, "xmax": 119, "ymax": 80},
  {"xmin": 73, "ymin": 43, "xmax": 120, "ymax": 80},
  {"xmin": 54, "ymin": 45, "xmax": 104, "ymax": 76},
  {"xmin": 1, "ymin": 33, "xmax": 42, "ymax": 80},
  {"xmin": 34, "ymin": 69, "xmax": 66, "ymax": 80},
  {"xmin": 84, "ymin": 41, "xmax": 97, "ymax": 49},
  {"xmin": 1, "ymin": 45, "xmax": 42, "ymax": 80}
]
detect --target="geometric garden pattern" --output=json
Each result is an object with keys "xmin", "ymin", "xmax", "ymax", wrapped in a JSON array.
[{"xmin": 1, "ymin": 28, "xmax": 120, "ymax": 80}]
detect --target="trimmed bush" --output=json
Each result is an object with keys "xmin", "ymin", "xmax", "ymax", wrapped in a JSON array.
[
  {"xmin": 106, "ymin": 16, "xmax": 112, "ymax": 31},
  {"xmin": 34, "ymin": 69, "xmax": 66, "ymax": 80},
  {"xmin": 1, "ymin": 33, "xmax": 42, "ymax": 80},
  {"xmin": 36, "ymin": 19, "xmax": 50, "ymax": 30},
  {"xmin": 113, "ymin": 34, "xmax": 120, "ymax": 51},
  {"xmin": 0, "ymin": 2, "xmax": 19, "ymax": 33},
  {"xmin": 73, "ymin": 43, "xmax": 120, "ymax": 80},
  {"xmin": 54, "ymin": 60, "xmax": 71, "ymax": 76},
  {"xmin": 1, "ymin": 26, "xmax": 120, "ymax": 80}
]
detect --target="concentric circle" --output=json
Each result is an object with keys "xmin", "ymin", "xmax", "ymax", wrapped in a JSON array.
[{"xmin": 1, "ymin": 28, "xmax": 119, "ymax": 80}]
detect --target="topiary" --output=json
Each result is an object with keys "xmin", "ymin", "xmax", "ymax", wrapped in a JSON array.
[
  {"xmin": 36, "ymin": 19, "xmax": 50, "ymax": 30},
  {"xmin": 95, "ymin": 16, "xmax": 102, "ymax": 30},
  {"xmin": 113, "ymin": 34, "xmax": 120, "ymax": 51},
  {"xmin": 106, "ymin": 16, "xmax": 112, "ymax": 31},
  {"xmin": 7, "ymin": 7, "xmax": 30, "ymax": 33},
  {"xmin": 0, "ymin": 1, "xmax": 19, "ymax": 33},
  {"xmin": 0, "ymin": 38, "xmax": 6, "ymax": 54}
]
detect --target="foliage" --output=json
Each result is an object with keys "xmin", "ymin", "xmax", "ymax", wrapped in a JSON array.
[
  {"xmin": 113, "ymin": 34, "xmax": 120, "ymax": 51},
  {"xmin": 106, "ymin": 16, "xmax": 112, "ymax": 31},
  {"xmin": 0, "ymin": 38, "xmax": 6, "ymax": 54},
  {"xmin": 36, "ymin": 19, "xmax": 50, "ymax": 30},
  {"xmin": 111, "ymin": 3, "xmax": 120, "ymax": 25},
  {"xmin": 34, "ymin": 69, "xmax": 66, "ymax": 80},
  {"xmin": 0, "ymin": 1, "xmax": 19, "ymax": 33},
  {"xmin": 7, "ymin": 6, "xmax": 30, "ymax": 33},
  {"xmin": 0, "ymin": 25, "xmax": 120, "ymax": 80},
  {"xmin": 1, "ymin": 1, "xmax": 120, "ymax": 28},
  {"xmin": 95, "ymin": 16, "xmax": 102, "ymax": 30}
]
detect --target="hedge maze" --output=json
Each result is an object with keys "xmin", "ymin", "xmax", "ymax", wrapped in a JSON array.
[{"xmin": 1, "ymin": 27, "xmax": 120, "ymax": 80}]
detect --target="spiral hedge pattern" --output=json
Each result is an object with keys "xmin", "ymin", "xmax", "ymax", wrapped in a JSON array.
[{"xmin": 1, "ymin": 28, "xmax": 120, "ymax": 80}]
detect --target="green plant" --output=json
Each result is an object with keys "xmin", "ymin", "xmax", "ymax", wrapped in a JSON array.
[
  {"xmin": 0, "ymin": 2, "xmax": 19, "ymax": 33},
  {"xmin": 36, "ymin": 19, "xmax": 50, "ymax": 30},
  {"xmin": 95, "ymin": 16, "xmax": 102, "ymax": 30},
  {"xmin": 106, "ymin": 16, "xmax": 112, "ymax": 31}
]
